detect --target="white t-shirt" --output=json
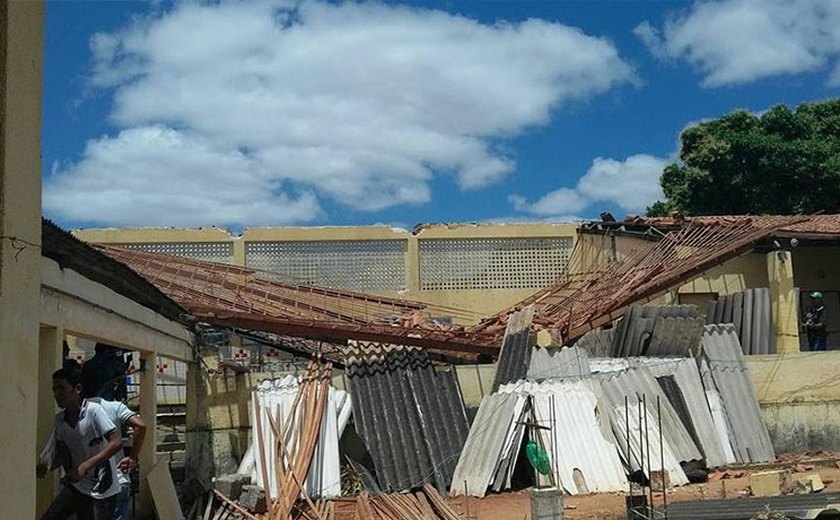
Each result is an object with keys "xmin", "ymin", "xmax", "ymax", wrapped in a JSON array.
[
  {"xmin": 53, "ymin": 400, "xmax": 121, "ymax": 499},
  {"xmin": 88, "ymin": 397, "xmax": 137, "ymax": 487}
]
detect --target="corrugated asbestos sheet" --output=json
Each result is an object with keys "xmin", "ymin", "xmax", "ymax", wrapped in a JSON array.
[
  {"xmin": 450, "ymin": 392, "xmax": 528, "ymax": 497},
  {"xmin": 609, "ymin": 403, "xmax": 688, "ymax": 487},
  {"xmin": 345, "ymin": 344, "xmax": 470, "ymax": 493},
  {"xmin": 575, "ymin": 328, "xmax": 615, "ymax": 357},
  {"xmin": 647, "ymin": 359, "xmax": 730, "ymax": 468},
  {"xmin": 598, "ymin": 367, "xmax": 702, "ymax": 464},
  {"xmin": 491, "ymin": 306, "xmax": 535, "ymax": 392},
  {"xmin": 527, "ymin": 346, "xmax": 591, "ymax": 380},
  {"xmin": 611, "ymin": 305, "xmax": 703, "ymax": 357},
  {"xmin": 701, "ymin": 324, "xmax": 775, "ymax": 463},
  {"xmin": 503, "ymin": 380, "xmax": 628, "ymax": 495},
  {"xmin": 662, "ymin": 492, "xmax": 840, "ymax": 520},
  {"xmin": 706, "ymin": 288, "xmax": 775, "ymax": 355}
]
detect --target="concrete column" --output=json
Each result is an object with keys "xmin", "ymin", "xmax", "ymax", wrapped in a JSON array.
[
  {"xmin": 232, "ymin": 237, "xmax": 246, "ymax": 266},
  {"xmin": 767, "ymin": 251, "xmax": 800, "ymax": 354},
  {"xmin": 138, "ymin": 351, "xmax": 158, "ymax": 519},
  {"xmin": 0, "ymin": 2, "xmax": 45, "ymax": 519},
  {"xmin": 36, "ymin": 326, "xmax": 64, "ymax": 516},
  {"xmin": 405, "ymin": 235, "xmax": 420, "ymax": 295}
]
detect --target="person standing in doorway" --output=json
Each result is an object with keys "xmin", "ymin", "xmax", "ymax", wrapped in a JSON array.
[
  {"xmin": 804, "ymin": 291, "xmax": 829, "ymax": 351},
  {"xmin": 37, "ymin": 367, "xmax": 122, "ymax": 520}
]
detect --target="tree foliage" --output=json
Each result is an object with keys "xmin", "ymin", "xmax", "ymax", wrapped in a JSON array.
[{"xmin": 647, "ymin": 99, "xmax": 840, "ymax": 216}]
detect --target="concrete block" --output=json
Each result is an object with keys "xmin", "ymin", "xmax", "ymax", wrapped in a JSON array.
[
  {"xmin": 531, "ymin": 486, "xmax": 564, "ymax": 520},
  {"xmin": 796, "ymin": 473, "xmax": 824, "ymax": 493},
  {"xmin": 214, "ymin": 473, "xmax": 249, "ymax": 501},
  {"xmin": 239, "ymin": 485, "xmax": 267, "ymax": 514},
  {"xmin": 751, "ymin": 469, "xmax": 790, "ymax": 497},
  {"xmin": 650, "ymin": 470, "xmax": 670, "ymax": 490}
]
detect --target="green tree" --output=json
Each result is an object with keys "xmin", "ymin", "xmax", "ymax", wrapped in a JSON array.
[{"xmin": 647, "ymin": 99, "xmax": 840, "ymax": 216}]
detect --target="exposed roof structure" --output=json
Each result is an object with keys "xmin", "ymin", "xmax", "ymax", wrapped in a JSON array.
[
  {"xmin": 97, "ymin": 245, "xmax": 498, "ymax": 360},
  {"xmin": 643, "ymin": 214, "xmax": 840, "ymax": 237},
  {"xmin": 42, "ymin": 219, "xmax": 188, "ymax": 324},
  {"xmin": 472, "ymin": 216, "xmax": 807, "ymax": 346}
]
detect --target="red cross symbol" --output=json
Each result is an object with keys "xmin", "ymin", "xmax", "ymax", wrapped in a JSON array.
[
  {"xmin": 266, "ymin": 349, "xmax": 280, "ymax": 357},
  {"xmin": 155, "ymin": 363, "xmax": 168, "ymax": 373},
  {"xmin": 234, "ymin": 349, "xmax": 248, "ymax": 360}
]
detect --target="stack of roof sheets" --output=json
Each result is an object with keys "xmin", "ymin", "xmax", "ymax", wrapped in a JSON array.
[
  {"xmin": 449, "ymin": 392, "xmax": 528, "ymax": 497},
  {"xmin": 490, "ymin": 306, "xmax": 535, "ymax": 392},
  {"xmin": 527, "ymin": 345, "xmax": 591, "ymax": 381},
  {"xmin": 611, "ymin": 305, "xmax": 704, "ymax": 357},
  {"xmin": 706, "ymin": 288, "xmax": 775, "ymax": 355},
  {"xmin": 700, "ymin": 324, "xmax": 775, "ymax": 463},
  {"xmin": 345, "ymin": 344, "xmax": 470, "ymax": 493},
  {"xmin": 504, "ymin": 380, "xmax": 629, "ymax": 495}
]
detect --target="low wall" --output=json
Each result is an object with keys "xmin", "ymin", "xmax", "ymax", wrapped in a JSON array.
[{"xmin": 746, "ymin": 351, "xmax": 840, "ymax": 453}]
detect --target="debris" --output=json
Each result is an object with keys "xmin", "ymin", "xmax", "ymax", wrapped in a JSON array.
[
  {"xmin": 239, "ymin": 485, "xmax": 267, "ymax": 514},
  {"xmin": 796, "ymin": 474, "xmax": 825, "ymax": 493},
  {"xmin": 751, "ymin": 469, "xmax": 792, "ymax": 497},
  {"xmin": 213, "ymin": 473, "xmax": 249, "ymax": 501}
]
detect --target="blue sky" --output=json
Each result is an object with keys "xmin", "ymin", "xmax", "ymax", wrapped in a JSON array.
[{"xmin": 42, "ymin": 0, "xmax": 840, "ymax": 231}]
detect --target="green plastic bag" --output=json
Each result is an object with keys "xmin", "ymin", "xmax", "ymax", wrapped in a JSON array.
[{"xmin": 526, "ymin": 440, "xmax": 551, "ymax": 476}]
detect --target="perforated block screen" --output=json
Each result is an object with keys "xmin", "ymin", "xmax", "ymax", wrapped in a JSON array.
[
  {"xmin": 246, "ymin": 240, "xmax": 407, "ymax": 291},
  {"xmin": 418, "ymin": 237, "xmax": 572, "ymax": 290},
  {"xmin": 113, "ymin": 242, "xmax": 233, "ymax": 264}
]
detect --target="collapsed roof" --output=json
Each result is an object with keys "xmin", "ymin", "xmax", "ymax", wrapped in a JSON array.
[
  {"xmin": 472, "ymin": 215, "xmax": 809, "ymax": 346},
  {"xmin": 97, "ymin": 245, "xmax": 498, "ymax": 361}
]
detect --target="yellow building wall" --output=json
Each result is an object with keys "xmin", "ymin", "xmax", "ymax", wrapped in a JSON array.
[
  {"xmin": 0, "ymin": 2, "xmax": 45, "ymax": 518},
  {"xmin": 678, "ymin": 252, "xmax": 770, "ymax": 296},
  {"xmin": 75, "ymin": 222, "xmax": 577, "ymax": 323},
  {"xmin": 570, "ymin": 231, "xmax": 655, "ymax": 273},
  {"xmin": 747, "ymin": 352, "xmax": 840, "ymax": 452}
]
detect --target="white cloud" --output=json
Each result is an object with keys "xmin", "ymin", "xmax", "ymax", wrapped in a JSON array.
[
  {"xmin": 637, "ymin": 0, "xmax": 840, "ymax": 87},
  {"xmin": 43, "ymin": 126, "xmax": 322, "ymax": 227},
  {"xmin": 45, "ymin": 0, "xmax": 635, "ymax": 227},
  {"xmin": 511, "ymin": 154, "xmax": 667, "ymax": 217}
]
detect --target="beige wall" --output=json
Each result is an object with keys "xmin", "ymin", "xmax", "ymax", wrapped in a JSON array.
[
  {"xmin": 0, "ymin": 2, "xmax": 45, "ymax": 519},
  {"xmin": 747, "ymin": 352, "xmax": 840, "ymax": 452},
  {"xmin": 570, "ymin": 231, "xmax": 654, "ymax": 274},
  {"xmin": 75, "ymin": 222, "xmax": 577, "ymax": 322},
  {"xmin": 678, "ymin": 252, "xmax": 770, "ymax": 296}
]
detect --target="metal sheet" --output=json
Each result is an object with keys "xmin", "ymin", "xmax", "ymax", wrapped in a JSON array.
[{"xmin": 701, "ymin": 324, "xmax": 775, "ymax": 463}]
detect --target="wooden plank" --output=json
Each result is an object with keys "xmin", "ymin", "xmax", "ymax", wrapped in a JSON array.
[{"xmin": 147, "ymin": 458, "xmax": 185, "ymax": 520}]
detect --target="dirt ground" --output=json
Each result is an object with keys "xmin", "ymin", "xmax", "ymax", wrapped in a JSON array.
[{"xmin": 448, "ymin": 454, "xmax": 840, "ymax": 520}]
